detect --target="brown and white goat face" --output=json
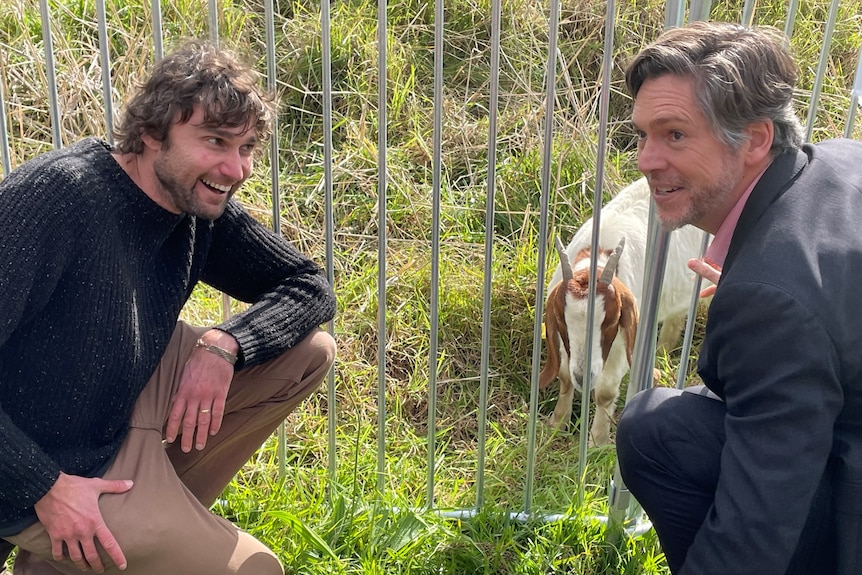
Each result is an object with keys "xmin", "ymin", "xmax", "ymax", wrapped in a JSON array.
[{"xmin": 539, "ymin": 265, "xmax": 639, "ymax": 393}]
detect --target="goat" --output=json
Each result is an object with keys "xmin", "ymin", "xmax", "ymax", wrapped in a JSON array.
[{"xmin": 539, "ymin": 177, "xmax": 704, "ymax": 445}]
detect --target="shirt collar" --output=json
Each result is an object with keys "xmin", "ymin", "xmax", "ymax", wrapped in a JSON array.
[{"xmin": 704, "ymin": 166, "xmax": 769, "ymax": 267}]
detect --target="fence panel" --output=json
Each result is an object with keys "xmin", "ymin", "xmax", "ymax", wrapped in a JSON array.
[{"xmin": 1, "ymin": 0, "xmax": 860, "ymax": 529}]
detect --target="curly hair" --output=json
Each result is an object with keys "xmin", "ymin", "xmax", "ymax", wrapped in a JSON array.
[
  {"xmin": 113, "ymin": 40, "xmax": 276, "ymax": 154},
  {"xmin": 625, "ymin": 21, "xmax": 804, "ymax": 156}
]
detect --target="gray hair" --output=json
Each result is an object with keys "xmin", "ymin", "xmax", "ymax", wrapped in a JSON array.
[{"xmin": 625, "ymin": 21, "xmax": 804, "ymax": 156}]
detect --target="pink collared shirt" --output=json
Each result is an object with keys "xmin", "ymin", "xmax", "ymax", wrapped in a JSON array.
[{"xmin": 704, "ymin": 167, "xmax": 769, "ymax": 267}]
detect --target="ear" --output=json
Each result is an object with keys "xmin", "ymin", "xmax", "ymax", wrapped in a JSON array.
[
  {"xmin": 140, "ymin": 131, "xmax": 163, "ymax": 152},
  {"xmin": 616, "ymin": 281, "xmax": 639, "ymax": 366},
  {"xmin": 743, "ymin": 119, "xmax": 774, "ymax": 167},
  {"xmin": 539, "ymin": 286, "xmax": 562, "ymax": 389}
]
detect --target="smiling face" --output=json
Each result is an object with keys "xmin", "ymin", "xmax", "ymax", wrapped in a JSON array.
[
  {"xmin": 146, "ymin": 104, "xmax": 258, "ymax": 220},
  {"xmin": 632, "ymin": 74, "xmax": 749, "ymax": 234}
]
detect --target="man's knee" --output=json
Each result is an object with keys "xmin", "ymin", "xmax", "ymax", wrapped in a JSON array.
[
  {"xmin": 270, "ymin": 328, "xmax": 336, "ymax": 383},
  {"xmin": 237, "ymin": 329, "xmax": 336, "ymax": 405},
  {"xmin": 281, "ymin": 329, "xmax": 335, "ymax": 401},
  {"xmin": 141, "ymin": 534, "xmax": 283, "ymax": 575},
  {"xmin": 618, "ymin": 387, "xmax": 677, "ymax": 442},
  {"xmin": 617, "ymin": 386, "xmax": 726, "ymax": 488},
  {"xmin": 616, "ymin": 387, "xmax": 683, "ymax": 479},
  {"xmin": 221, "ymin": 531, "xmax": 284, "ymax": 575},
  {"xmin": 6, "ymin": 517, "xmax": 282, "ymax": 575},
  {"xmin": 307, "ymin": 328, "xmax": 336, "ymax": 373},
  {"xmin": 118, "ymin": 517, "xmax": 283, "ymax": 575}
]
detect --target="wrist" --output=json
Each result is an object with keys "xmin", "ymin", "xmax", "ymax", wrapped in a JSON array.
[
  {"xmin": 194, "ymin": 331, "xmax": 239, "ymax": 366},
  {"xmin": 199, "ymin": 329, "xmax": 239, "ymax": 354}
]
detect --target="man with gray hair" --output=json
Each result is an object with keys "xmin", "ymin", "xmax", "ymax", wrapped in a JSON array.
[{"xmin": 616, "ymin": 21, "xmax": 862, "ymax": 575}]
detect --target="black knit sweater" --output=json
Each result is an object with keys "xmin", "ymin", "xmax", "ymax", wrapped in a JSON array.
[{"xmin": 0, "ymin": 138, "xmax": 336, "ymax": 536}]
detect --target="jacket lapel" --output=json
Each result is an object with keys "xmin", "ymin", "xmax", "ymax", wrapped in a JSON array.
[{"xmin": 724, "ymin": 148, "xmax": 809, "ymax": 272}]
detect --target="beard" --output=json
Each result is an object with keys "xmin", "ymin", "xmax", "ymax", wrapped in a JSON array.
[
  {"xmin": 152, "ymin": 144, "xmax": 233, "ymax": 221},
  {"xmin": 656, "ymin": 152, "xmax": 743, "ymax": 231}
]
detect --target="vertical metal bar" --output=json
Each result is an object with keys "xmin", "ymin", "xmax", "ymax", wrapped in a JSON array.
[
  {"xmin": 663, "ymin": 0, "xmax": 684, "ymax": 30},
  {"xmin": 804, "ymin": 0, "xmax": 840, "ymax": 143},
  {"xmin": 784, "ymin": 0, "xmax": 800, "ymax": 40},
  {"xmin": 318, "ymin": 0, "xmax": 338, "ymax": 490},
  {"xmin": 426, "ymin": 0, "xmax": 445, "ymax": 510},
  {"xmin": 151, "ymin": 0, "xmax": 164, "ymax": 61},
  {"xmin": 96, "ymin": 0, "xmax": 115, "ymax": 145},
  {"xmin": 375, "ymin": 0, "xmax": 389, "ymax": 495},
  {"xmin": 676, "ymin": 232, "xmax": 711, "ymax": 389},
  {"xmin": 0, "ymin": 73, "xmax": 10, "ymax": 177},
  {"xmin": 844, "ymin": 47, "xmax": 862, "ymax": 139},
  {"xmin": 204, "ymin": 9, "xmax": 232, "ymax": 339},
  {"xmin": 260, "ymin": 0, "xmax": 285, "ymax": 478},
  {"xmin": 264, "ymin": 2, "xmax": 281, "ymax": 242},
  {"xmin": 208, "ymin": 0, "xmax": 220, "ymax": 44},
  {"xmin": 474, "ymin": 0, "xmax": 503, "ymax": 511},
  {"xmin": 688, "ymin": 0, "xmax": 712, "ymax": 24},
  {"xmin": 575, "ymin": 0, "xmax": 616, "ymax": 506},
  {"xmin": 39, "ymin": 0, "xmax": 63, "ymax": 149},
  {"xmin": 608, "ymin": 210, "xmax": 670, "ymax": 536},
  {"xmin": 631, "ymin": 225, "xmax": 669, "ymax": 397},
  {"xmin": 741, "ymin": 0, "xmax": 757, "ymax": 27},
  {"xmin": 524, "ymin": 0, "xmax": 562, "ymax": 516}
]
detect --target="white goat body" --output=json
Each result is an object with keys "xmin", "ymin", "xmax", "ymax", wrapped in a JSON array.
[{"xmin": 540, "ymin": 177, "xmax": 704, "ymax": 445}]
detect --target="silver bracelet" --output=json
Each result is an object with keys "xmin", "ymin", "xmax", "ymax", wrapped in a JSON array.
[{"xmin": 194, "ymin": 338, "xmax": 238, "ymax": 365}]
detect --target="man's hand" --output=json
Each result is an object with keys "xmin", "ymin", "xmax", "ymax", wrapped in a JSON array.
[
  {"xmin": 165, "ymin": 330, "xmax": 237, "ymax": 452},
  {"xmin": 34, "ymin": 472, "xmax": 132, "ymax": 572},
  {"xmin": 688, "ymin": 257, "xmax": 722, "ymax": 298}
]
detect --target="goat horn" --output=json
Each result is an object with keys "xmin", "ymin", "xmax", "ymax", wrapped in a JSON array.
[
  {"xmin": 599, "ymin": 236, "xmax": 625, "ymax": 285},
  {"xmin": 555, "ymin": 236, "xmax": 573, "ymax": 282}
]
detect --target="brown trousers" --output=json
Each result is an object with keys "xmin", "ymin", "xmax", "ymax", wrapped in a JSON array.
[{"xmin": 6, "ymin": 322, "xmax": 336, "ymax": 575}]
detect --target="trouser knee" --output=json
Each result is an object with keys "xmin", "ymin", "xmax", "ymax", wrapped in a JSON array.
[
  {"xmin": 262, "ymin": 328, "xmax": 336, "ymax": 397},
  {"xmin": 311, "ymin": 329, "xmax": 337, "ymax": 369},
  {"xmin": 616, "ymin": 387, "xmax": 677, "ymax": 483},
  {"xmin": 617, "ymin": 386, "xmax": 726, "ymax": 497}
]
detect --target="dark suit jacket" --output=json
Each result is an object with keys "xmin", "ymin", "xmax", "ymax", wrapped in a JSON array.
[{"xmin": 684, "ymin": 139, "xmax": 862, "ymax": 575}]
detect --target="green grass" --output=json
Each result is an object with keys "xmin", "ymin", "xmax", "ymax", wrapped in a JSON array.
[
  {"xmin": 210, "ymin": 434, "xmax": 668, "ymax": 574},
  {"xmin": 2, "ymin": 0, "xmax": 861, "ymax": 572}
]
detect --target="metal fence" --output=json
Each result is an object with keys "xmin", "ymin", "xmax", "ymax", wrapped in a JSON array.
[{"xmin": 1, "ymin": 0, "xmax": 861, "ymax": 534}]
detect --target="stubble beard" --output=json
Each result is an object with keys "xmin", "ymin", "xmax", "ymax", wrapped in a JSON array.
[
  {"xmin": 657, "ymin": 154, "xmax": 742, "ymax": 231},
  {"xmin": 153, "ymin": 156, "xmax": 231, "ymax": 221}
]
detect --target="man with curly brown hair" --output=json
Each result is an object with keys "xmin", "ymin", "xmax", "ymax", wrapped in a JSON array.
[{"xmin": 0, "ymin": 40, "xmax": 336, "ymax": 574}]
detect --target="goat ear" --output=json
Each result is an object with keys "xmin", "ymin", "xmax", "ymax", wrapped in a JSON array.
[
  {"xmin": 616, "ymin": 281, "xmax": 639, "ymax": 366},
  {"xmin": 539, "ymin": 289, "xmax": 562, "ymax": 389}
]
